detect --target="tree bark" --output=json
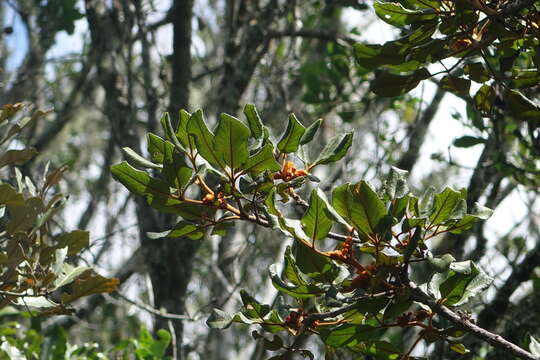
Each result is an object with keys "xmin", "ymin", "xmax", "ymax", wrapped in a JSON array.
[
  {"xmin": 85, "ymin": 1, "xmax": 196, "ymax": 357},
  {"xmin": 396, "ymin": 86, "xmax": 445, "ymax": 172}
]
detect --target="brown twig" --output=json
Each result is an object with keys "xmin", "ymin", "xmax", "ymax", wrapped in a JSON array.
[{"xmin": 409, "ymin": 282, "xmax": 538, "ymax": 360}]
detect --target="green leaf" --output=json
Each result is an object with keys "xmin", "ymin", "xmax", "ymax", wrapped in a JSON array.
[
  {"xmin": 214, "ymin": 113, "xmax": 250, "ymax": 171},
  {"xmin": 60, "ymin": 271, "xmax": 119, "ymax": 304},
  {"xmin": 473, "ymin": 85, "xmax": 496, "ymax": 115},
  {"xmin": 403, "ymin": 227, "xmax": 422, "ymax": 263},
  {"xmin": 383, "ymin": 296, "xmax": 412, "ymax": 322},
  {"xmin": 354, "ymin": 341, "xmax": 404, "ymax": 359},
  {"xmin": 0, "ymin": 184, "xmax": 24, "ymax": 206},
  {"xmin": 504, "ymin": 89, "xmax": 540, "ymax": 119},
  {"xmin": 111, "ymin": 162, "xmax": 205, "ymax": 219},
  {"xmin": 0, "ymin": 148, "xmax": 38, "ymax": 169},
  {"xmin": 136, "ymin": 327, "xmax": 171, "ymax": 358},
  {"xmin": 300, "ymin": 119, "xmax": 322, "ymax": 145},
  {"xmin": 269, "ymin": 263, "xmax": 324, "ymax": 299},
  {"xmin": 242, "ymin": 144, "xmax": 280, "ymax": 175},
  {"xmin": 239, "ymin": 290, "xmax": 273, "ymax": 321},
  {"xmin": 293, "ymin": 240, "xmax": 342, "ymax": 283},
  {"xmin": 301, "ymin": 189, "xmax": 334, "ymax": 242},
  {"xmin": 211, "ymin": 222, "xmax": 234, "ymax": 236},
  {"xmin": 264, "ymin": 188, "xmax": 283, "ymax": 217},
  {"xmin": 149, "ymin": 134, "xmax": 193, "ymax": 190},
  {"xmin": 312, "ymin": 132, "xmax": 354, "ymax": 166},
  {"xmin": 354, "ymin": 297, "xmax": 390, "ymax": 315},
  {"xmin": 56, "ymin": 230, "xmax": 89, "ymax": 256},
  {"xmin": 175, "ymin": 109, "xmax": 192, "ymax": 149},
  {"xmin": 147, "ymin": 220, "xmax": 205, "ymax": 240},
  {"xmin": 207, "ymin": 308, "xmax": 234, "ymax": 329},
  {"xmin": 374, "ymin": 1, "xmax": 436, "ymax": 27},
  {"xmin": 111, "ymin": 161, "xmax": 170, "ymax": 198},
  {"xmin": 447, "ymin": 203, "xmax": 493, "ymax": 234},
  {"xmin": 6, "ymin": 197, "xmax": 43, "ymax": 235},
  {"xmin": 429, "ymin": 261, "xmax": 493, "ymax": 306},
  {"xmin": 429, "ymin": 187, "xmax": 462, "ymax": 225},
  {"xmin": 243, "ymin": 104, "xmax": 264, "ymax": 139},
  {"xmin": 453, "ymin": 135, "xmax": 486, "ymax": 148},
  {"xmin": 147, "ymin": 133, "xmax": 172, "ymax": 164},
  {"xmin": 282, "ymin": 247, "xmax": 307, "ymax": 286},
  {"xmin": 145, "ymin": 134, "xmax": 193, "ymax": 189},
  {"xmin": 529, "ymin": 336, "xmax": 540, "ymax": 357},
  {"xmin": 510, "ymin": 70, "xmax": 540, "ymax": 89},
  {"xmin": 449, "ymin": 342, "xmax": 469, "ymax": 355},
  {"xmin": 160, "ymin": 112, "xmax": 186, "ymax": 152},
  {"xmin": 277, "ymin": 113, "xmax": 306, "ymax": 153},
  {"xmin": 428, "ymin": 253, "xmax": 456, "ymax": 273},
  {"xmin": 464, "ymin": 63, "xmax": 490, "ymax": 83},
  {"xmin": 383, "ymin": 167, "xmax": 409, "ymax": 200},
  {"xmin": 313, "ymin": 188, "xmax": 351, "ymax": 229},
  {"xmin": 321, "ymin": 324, "xmax": 379, "ymax": 347},
  {"xmin": 332, "ymin": 184, "xmax": 357, "ymax": 227},
  {"xmin": 162, "ymin": 153, "xmax": 193, "ymax": 191},
  {"xmin": 332, "ymin": 182, "xmax": 387, "ymax": 236},
  {"xmin": 187, "ymin": 110, "xmax": 223, "ymax": 168},
  {"xmin": 53, "ymin": 263, "xmax": 90, "ymax": 289},
  {"xmin": 122, "ymin": 147, "xmax": 162, "ymax": 169},
  {"xmin": 440, "ymin": 75, "xmax": 471, "ymax": 97},
  {"xmin": 353, "ymin": 21, "xmax": 435, "ymax": 71},
  {"xmin": 416, "ymin": 187, "xmax": 435, "ymax": 217},
  {"xmin": 371, "ymin": 68, "xmax": 431, "ymax": 97}
]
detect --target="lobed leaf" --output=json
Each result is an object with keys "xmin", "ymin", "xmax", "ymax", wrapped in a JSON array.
[
  {"xmin": 214, "ymin": 113, "xmax": 250, "ymax": 171},
  {"xmin": 374, "ymin": 1, "xmax": 436, "ymax": 27},
  {"xmin": 301, "ymin": 189, "xmax": 334, "ymax": 242},
  {"xmin": 243, "ymin": 104, "xmax": 264, "ymax": 139},
  {"xmin": 312, "ymin": 132, "xmax": 354, "ymax": 166},
  {"xmin": 429, "ymin": 187, "xmax": 463, "ymax": 225},
  {"xmin": 242, "ymin": 144, "xmax": 281, "ymax": 176},
  {"xmin": 333, "ymin": 182, "xmax": 387, "ymax": 236},
  {"xmin": 300, "ymin": 119, "xmax": 322, "ymax": 145},
  {"xmin": 277, "ymin": 114, "xmax": 306, "ymax": 153},
  {"xmin": 187, "ymin": 110, "xmax": 224, "ymax": 168}
]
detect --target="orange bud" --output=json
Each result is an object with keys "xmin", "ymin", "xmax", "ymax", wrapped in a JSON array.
[{"xmin": 202, "ymin": 193, "xmax": 215, "ymax": 204}]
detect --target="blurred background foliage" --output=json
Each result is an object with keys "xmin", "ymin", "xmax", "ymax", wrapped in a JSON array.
[{"xmin": 0, "ymin": 0, "xmax": 539, "ymax": 359}]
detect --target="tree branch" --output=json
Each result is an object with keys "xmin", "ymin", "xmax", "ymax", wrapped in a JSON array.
[
  {"xmin": 409, "ymin": 282, "xmax": 538, "ymax": 360},
  {"xmin": 477, "ymin": 240, "xmax": 540, "ymax": 331},
  {"xmin": 267, "ymin": 29, "xmax": 356, "ymax": 44},
  {"xmin": 396, "ymin": 86, "xmax": 445, "ymax": 172},
  {"xmin": 109, "ymin": 291, "xmax": 192, "ymax": 321}
]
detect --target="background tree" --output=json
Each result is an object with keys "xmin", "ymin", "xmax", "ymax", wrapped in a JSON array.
[{"xmin": 0, "ymin": 0, "xmax": 539, "ymax": 359}]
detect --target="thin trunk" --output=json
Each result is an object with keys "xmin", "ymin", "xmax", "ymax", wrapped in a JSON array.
[
  {"xmin": 168, "ymin": 0, "xmax": 193, "ymax": 123},
  {"xmin": 396, "ymin": 86, "xmax": 445, "ymax": 172}
]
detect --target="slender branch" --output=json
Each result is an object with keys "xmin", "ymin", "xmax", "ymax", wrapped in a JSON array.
[
  {"xmin": 409, "ymin": 282, "xmax": 538, "ymax": 360},
  {"xmin": 476, "ymin": 239, "xmax": 540, "ymax": 331},
  {"xmin": 304, "ymin": 291, "xmax": 392, "ymax": 323},
  {"xmin": 396, "ymin": 86, "xmax": 445, "ymax": 172},
  {"xmin": 0, "ymin": 290, "xmax": 29, "ymax": 297},
  {"xmin": 267, "ymin": 29, "xmax": 357, "ymax": 44},
  {"xmin": 192, "ymin": 65, "xmax": 223, "ymax": 82},
  {"xmin": 111, "ymin": 292, "xmax": 192, "ymax": 321}
]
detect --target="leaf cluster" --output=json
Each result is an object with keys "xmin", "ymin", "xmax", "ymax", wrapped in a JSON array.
[
  {"xmin": 111, "ymin": 104, "xmax": 509, "ymax": 359},
  {"xmin": 0, "ymin": 322, "xmax": 171, "ymax": 360},
  {"xmin": 0, "ymin": 104, "xmax": 118, "ymax": 317}
]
